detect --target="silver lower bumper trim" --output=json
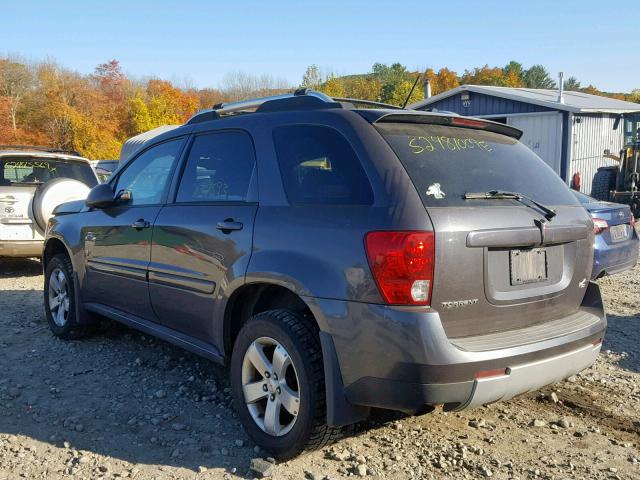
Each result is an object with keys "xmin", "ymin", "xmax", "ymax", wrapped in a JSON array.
[{"xmin": 456, "ymin": 342, "xmax": 601, "ymax": 410}]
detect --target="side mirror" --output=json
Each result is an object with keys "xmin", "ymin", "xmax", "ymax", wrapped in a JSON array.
[{"xmin": 85, "ymin": 183, "xmax": 116, "ymax": 209}]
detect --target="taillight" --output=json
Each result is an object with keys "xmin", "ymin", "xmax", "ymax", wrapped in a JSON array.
[
  {"xmin": 593, "ymin": 218, "xmax": 608, "ymax": 235},
  {"xmin": 364, "ymin": 231, "xmax": 435, "ymax": 305}
]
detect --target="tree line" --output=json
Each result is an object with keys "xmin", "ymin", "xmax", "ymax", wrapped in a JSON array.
[
  {"xmin": 1, "ymin": 57, "xmax": 638, "ymax": 159},
  {"xmin": 305, "ymin": 61, "xmax": 640, "ymax": 107}
]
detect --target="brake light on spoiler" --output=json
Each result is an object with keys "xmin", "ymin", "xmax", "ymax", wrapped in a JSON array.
[
  {"xmin": 450, "ymin": 117, "xmax": 490, "ymax": 128},
  {"xmin": 365, "ymin": 231, "xmax": 435, "ymax": 305}
]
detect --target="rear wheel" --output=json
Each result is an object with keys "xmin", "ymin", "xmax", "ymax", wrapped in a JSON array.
[
  {"xmin": 591, "ymin": 167, "xmax": 617, "ymax": 201},
  {"xmin": 230, "ymin": 309, "xmax": 340, "ymax": 460},
  {"xmin": 44, "ymin": 254, "xmax": 94, "ymax": 339}
]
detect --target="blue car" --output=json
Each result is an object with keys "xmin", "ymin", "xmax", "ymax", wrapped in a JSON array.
[{"xmin": 573, "ymin": 191, "xmax": 639, "ymax": 279}]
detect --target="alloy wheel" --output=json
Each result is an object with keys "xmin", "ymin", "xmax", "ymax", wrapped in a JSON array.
[
  {"xmin": 48, "ymin": 267, "xmax": 70, "ymax": 327},
  {"xmin": 241, "ymin": 336, "xmax": 301, "ymax": 436}
]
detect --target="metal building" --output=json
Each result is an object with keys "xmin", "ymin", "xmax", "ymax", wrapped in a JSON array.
[{"xmin": 410, "ymin": 86, "xmax": 640, "ymax": 195}]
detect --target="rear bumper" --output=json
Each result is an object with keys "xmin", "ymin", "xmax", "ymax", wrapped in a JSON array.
[
  {"xmin": 313, "ymin": 282, "xmax": 606, "ymax": 422},
  {"xmin": 344, "ymin": 340, "xmax": 600, "ymax": 414},
  {"xmin": 592, "ymin": 232, "xmax": 639, "ymax": 279},
  {"xmin": 0, "ymin": 240, "xmax": 43, "ymax": 257}
]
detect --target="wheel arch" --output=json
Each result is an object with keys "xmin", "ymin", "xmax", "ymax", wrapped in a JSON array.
[
  {"xmin": 43, "ymin": 237, "xmax": 72, "ymax": 268},
  {"xmin": 223, "ymin": 282, "xmax": 320, "ymax": 358},
  {"xmin": 223, "ymin": 281, "xmax": 369, "ymax": 428}
]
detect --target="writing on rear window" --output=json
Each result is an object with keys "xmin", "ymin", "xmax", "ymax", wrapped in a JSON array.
[
  {"xmin": 4, "ymin": 161, "xmax": 57, "ymax": 171},
  {"xmin": 408, "ymin": 136, "xmax": 493, "ymax": 154}
]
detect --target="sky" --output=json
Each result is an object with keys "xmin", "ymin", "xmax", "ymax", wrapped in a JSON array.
[{"xmin": 2, "ymin": 0, "xmax": 639, "ymax": 92}]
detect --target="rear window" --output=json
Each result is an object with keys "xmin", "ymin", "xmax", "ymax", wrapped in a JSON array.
[
  {"xmin": 376, "ymin": 123, "xmax": 580, "ymax": 207},
  {"xmin": 0, "ymin": 157, "xmax": 98, "ymax": 188},
  {"xmin": 273, "ymin": 125, "xmax": 373, "ymax": 205}
]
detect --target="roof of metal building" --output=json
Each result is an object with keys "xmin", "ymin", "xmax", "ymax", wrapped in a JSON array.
[{"xmin": 410, "ymin": 85, "xmax": 640, "ymax": 114}]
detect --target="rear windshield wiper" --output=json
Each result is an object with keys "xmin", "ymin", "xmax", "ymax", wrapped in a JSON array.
[{"xmin": 464, "ymin": 190, "xmax": 557, "ymax": 221}]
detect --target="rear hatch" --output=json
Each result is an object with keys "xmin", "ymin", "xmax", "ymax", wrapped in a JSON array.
[
  {"xmin": 0, "ymin": 184, "xmax": 38, "ymax": 240},
  {"xmin": 376, "ymin": 121, "xmax": 593, "ymax": 338},
  {"xmin": 0, "ymin": 155, "xmax": 97, "ymax": 240}
]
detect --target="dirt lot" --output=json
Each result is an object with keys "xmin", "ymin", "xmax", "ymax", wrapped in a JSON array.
[{"xmin": 0, "ymin": 255, "xmax": 638, "ymax": 480}]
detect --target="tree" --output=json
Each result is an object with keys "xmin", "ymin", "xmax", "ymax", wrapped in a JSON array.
[
  {"xmin": 197, "ymin": 88, "xmax": 225, "ymax": 108},
  {"xmin": 93, "ymin": 60, "xmax": 126, "ymax": 97},
  {"xmin": 429, "ymin": 67, "xmax": 459, "ymax": 95},
  {"xmin": 503, "ymin": 61, "xmax": 524, "ymax": 87},
  {"xmin": 461, "ymin": 65, "xmax": 506, "ymax": 86},
  {"xmin": 127, "ymin": 79, "xmax": 199, "ymax": 135},
  {"xmin": 580, "ymin": 84, "xmax": 600, "ymax": 95},
  {"xmin": 343, "ymin": 77, "xmax": 380, "ymax": 100},
  {"xmin": 0, "ymin": 60, "xmax": 33, "ymax": 130},
  {"xmin": 523, "ymin": 65, "xmax": 556, "ymax": 89},
  {"xmin": 563, "ymin": 76, "xmax": 581, "ymax": 91},
  {"xmin": 301, "ymin": 64, "xmax": 322, "ymax": 90},
  {"xmin": 372, "ymin": 62, "xmax": 410, "ymax": 86},
  {"xmin": 319, "ymin": 76, "xmax": 345, "ymax": 97},
  {"xmin": 629, "ymin": 89, "xmax": 640, "ymax": 103},
  {"xmin": 380, "ymin": 79, "xmax": 422, "ymax": 106},
  {"xmin": 220, "ymin": 71, "xmax": 290, "ymax": 102}
]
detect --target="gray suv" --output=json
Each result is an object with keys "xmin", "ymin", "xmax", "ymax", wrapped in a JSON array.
[{"xmin": 43, "ymin": 90, "xmax": 606, "ymax": 459}]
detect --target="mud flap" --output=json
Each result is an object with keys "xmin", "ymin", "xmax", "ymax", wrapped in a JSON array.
[{"xmin": 319, "ymin": 331, "xmax": 370, "ymax": 427}]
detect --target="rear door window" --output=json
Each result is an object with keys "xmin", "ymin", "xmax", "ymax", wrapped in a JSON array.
[
  {"xmin": 0, "ymin": 157, "xmax": 98, "ymax": 188},
  {"xmin": 375, "ymin": 123, "xmax": 580, "ymax": 207},
  {"xmin": 176, "ymin": 131, "xmax": 256, "ymax": 203},
  {"xmin": 273, "ymin": 125, "xmax": 373, "ymax": 205}
]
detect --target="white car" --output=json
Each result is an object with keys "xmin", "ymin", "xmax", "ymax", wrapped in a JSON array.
[{"xmin": 0, "ymin": 146, "xmax": 99, "ymax": 258}]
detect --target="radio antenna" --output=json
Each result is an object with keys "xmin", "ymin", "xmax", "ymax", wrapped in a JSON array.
[{"xmin": 401, "ymin": 69, "xmax": 427, "ymax": 109}]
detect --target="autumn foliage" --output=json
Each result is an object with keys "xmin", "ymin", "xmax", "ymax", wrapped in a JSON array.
[
  {"xmin": 0, "ymin": 59, "xmax": 210, "ymax": 159},
  {"xmin": 1, "ymin": 58, "xmax": 638, "ymax": 160}
]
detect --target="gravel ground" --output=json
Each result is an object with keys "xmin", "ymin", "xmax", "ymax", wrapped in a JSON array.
[{"xmin": 0, "ymin": 252, "xmax": 638, "ymax": 480}]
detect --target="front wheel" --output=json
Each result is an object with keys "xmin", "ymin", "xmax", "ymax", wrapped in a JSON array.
[
  {"xmin": 44, "ymin": 254, "xmax": 94, "ymax": 339},
  {"xmin": 230, "ymin": 309, "xmax": 340, "ymax": 460}
]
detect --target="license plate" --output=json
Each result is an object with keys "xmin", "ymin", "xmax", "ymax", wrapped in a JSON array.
[
  {"xmin": 510, "ymin": 248, "xmax": 548, "ymax": 285},
  {"xmin": 609, "ymin": 224, "xmax": 628, "ymax": 243}
]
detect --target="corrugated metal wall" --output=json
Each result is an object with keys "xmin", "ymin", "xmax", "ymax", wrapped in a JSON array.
[
  {"xmin": 507, "ymin": 113, "xmax": 563, "ymax": 174},
  {"xmin": 569, "ymin": 114, "xmax": 623, "ymax": 195},
  {"xmin": 420, "ymin": 92, "xmax": 552, "ymax": 116}
]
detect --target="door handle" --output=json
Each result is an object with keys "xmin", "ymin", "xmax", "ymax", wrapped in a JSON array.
[
  {"xmin": 131, "ymin": 219, "xmax": 151, "ymax": 229},
  {"xmin": 216, "ymin": 220, "xmax": 243, "ymax": 232}
]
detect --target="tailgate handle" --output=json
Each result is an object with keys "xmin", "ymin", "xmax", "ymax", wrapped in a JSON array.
[
  {"xmin": 0, "ymin": 196, "xmax": 18, "ymax": 204},
  {"xmin": 467, "ymin": 227, "xmax": 540, "ymax": 247},
  {"xmin": 467, "ymin": 225, "xmax": 589, "ymax": 247}
]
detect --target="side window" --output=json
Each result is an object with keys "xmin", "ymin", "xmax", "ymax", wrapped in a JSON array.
[
  {"xmin": 273, "ymin": 125, "xmax": 373, "ymax": 205},
  {"xmin": 114, "ymin": 139, "xmax": 184, "ymax": 206},
  {"xmin": 176, "ymin": 131, "xmax": 256, "ymax": 203}
]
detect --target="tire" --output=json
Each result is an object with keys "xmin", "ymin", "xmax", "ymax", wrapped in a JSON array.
[
  {"xmin": 591, "ymin": 167, "xmax": 617, "ymax": 201},
  {"xmin": 44, "ymin": 254, "xmax": 94, "ymax": 339},
  {"xmin": 230, "ymin": 309, "xmax": 340, "ymax": 460}
]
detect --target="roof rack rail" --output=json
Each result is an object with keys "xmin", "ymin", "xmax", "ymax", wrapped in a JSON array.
[
  {"xmin": 0, "ymin": 145, "xmax": 81, "ymax": 156},
  {"xmin": 186, "ymin": 89, "xmax": 338, "ymax": 124},
  {"xmin": 332, "ymin": 97, "xmax": 403, "ymax": 110}
]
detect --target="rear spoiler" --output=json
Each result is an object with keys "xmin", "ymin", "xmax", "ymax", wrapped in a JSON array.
[{"xmin": 360, "ymin": 111, "xmax": 523, "ymax": 140}]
